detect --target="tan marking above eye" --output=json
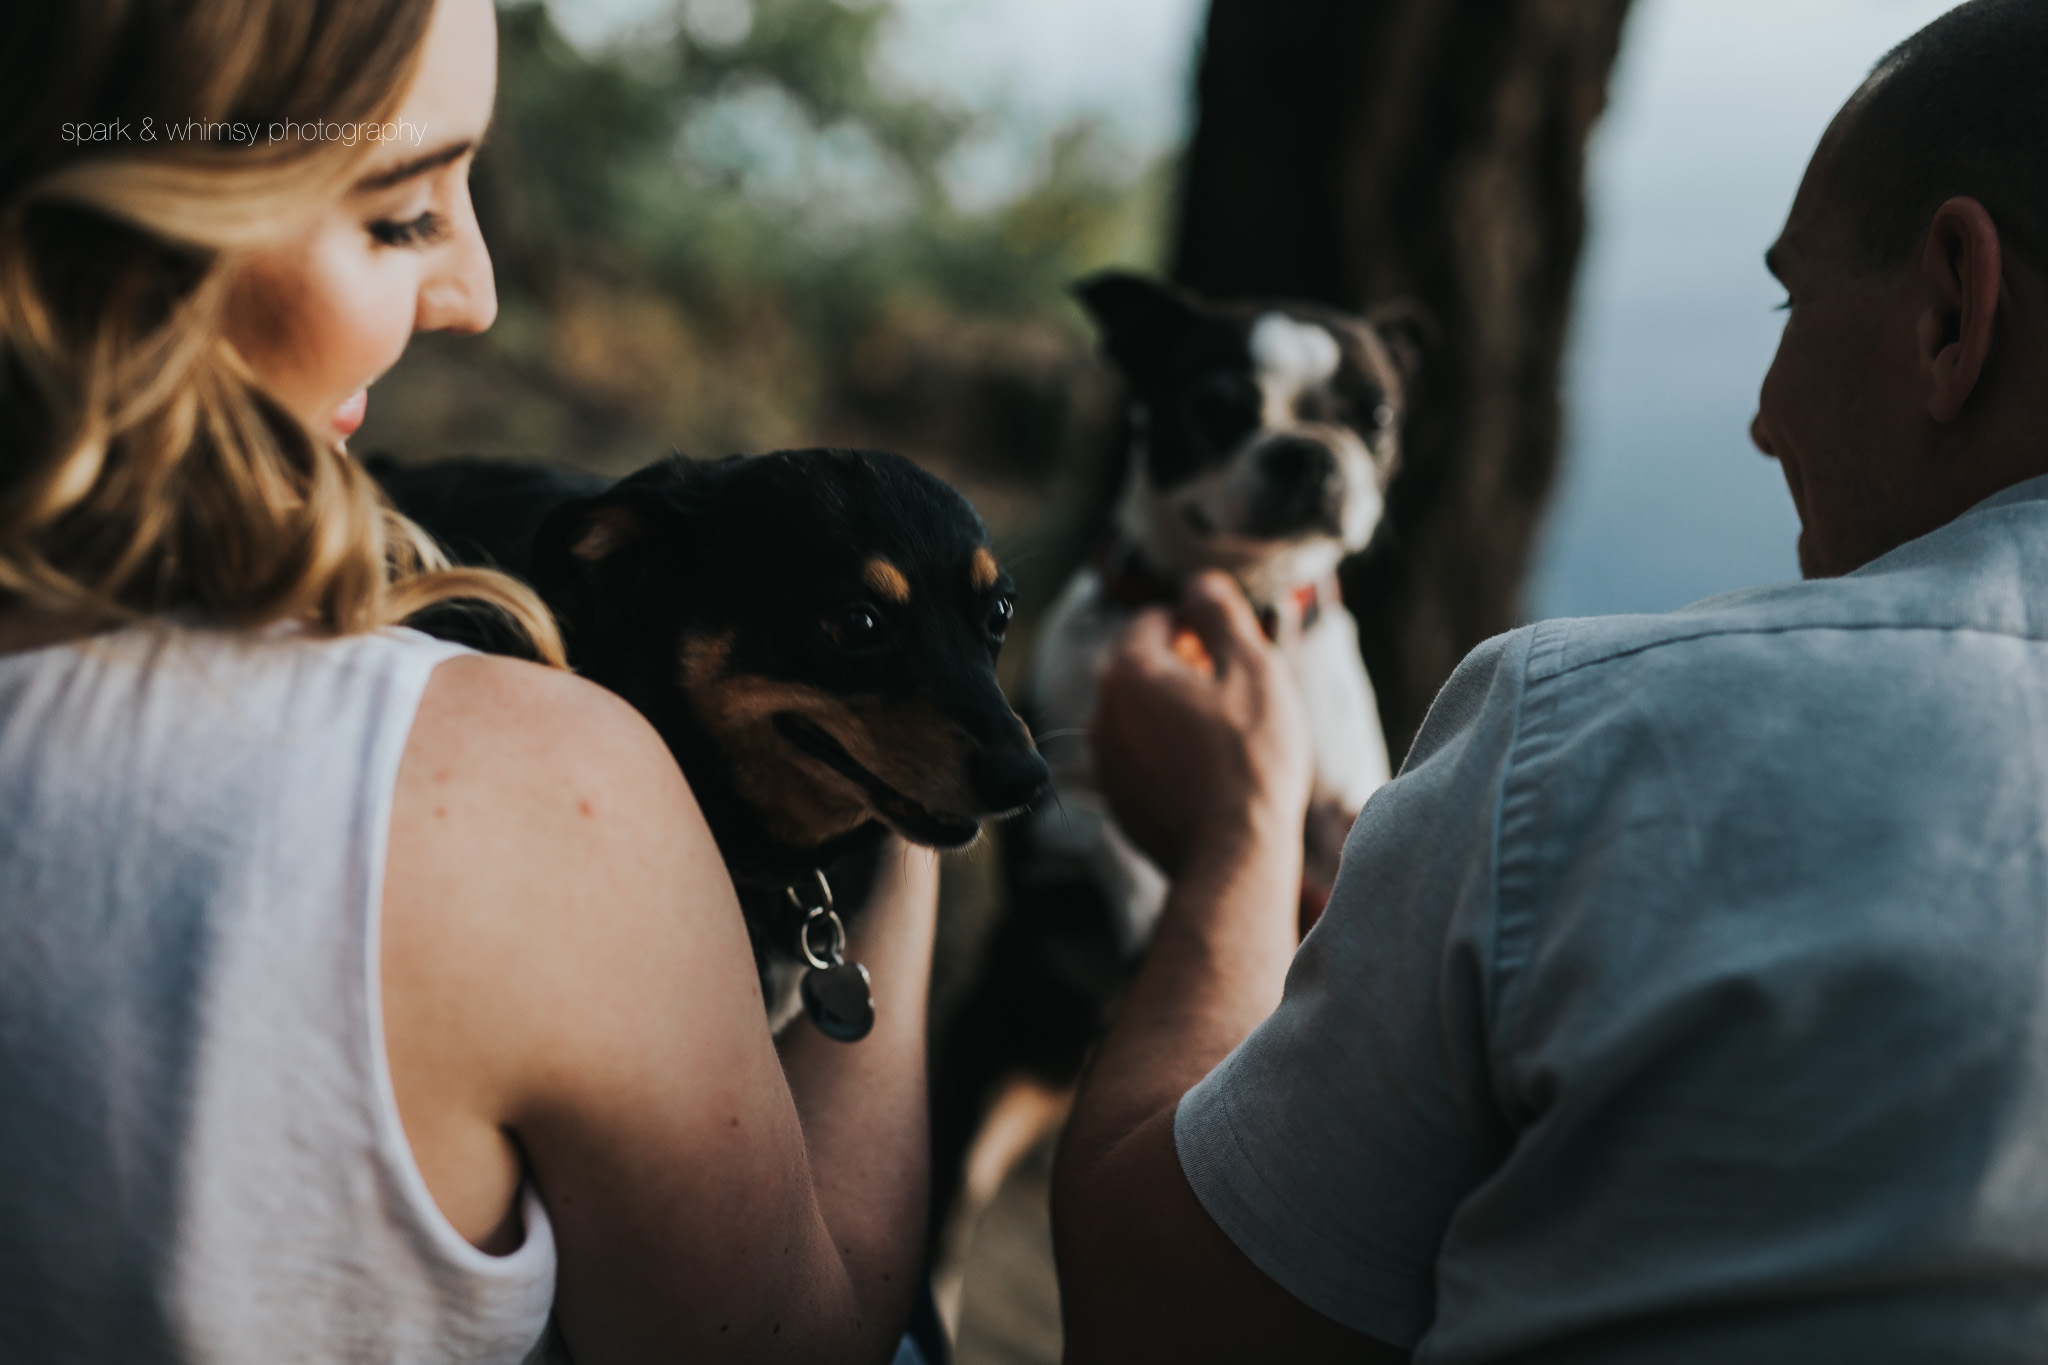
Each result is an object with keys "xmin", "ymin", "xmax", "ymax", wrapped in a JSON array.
[
  {"xmin": 970, "ymin": 546, "xmax": 1001, "ymax": 592},
  {"xmin": 864, "ymin": 558, "xmax": 911, "ymax": 604}
]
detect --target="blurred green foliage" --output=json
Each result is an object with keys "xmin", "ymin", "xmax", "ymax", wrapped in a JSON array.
[
  {"xmin": 360, "ymin": 0, "xmax": 1171, "ymax": 516},
  {"xmin": 491, "ymin": 0, "xmax": 1153, "ymax": 319}
]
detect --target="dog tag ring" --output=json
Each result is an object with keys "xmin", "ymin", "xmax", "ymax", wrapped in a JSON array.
[{"xmin": 789, "ymin": 871, "xmax": 875, "ymax": 1043}]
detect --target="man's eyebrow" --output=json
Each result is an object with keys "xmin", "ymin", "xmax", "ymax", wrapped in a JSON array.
[
  {"xmin": 1764, "ymin": 244, "xmax": 1785, "ymax": 281},
  {"xmin": 353, "ymin": 139, "xmax": 473, "ymax": 193}
]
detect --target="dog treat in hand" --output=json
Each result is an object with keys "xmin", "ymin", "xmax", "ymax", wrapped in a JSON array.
[{"xmin": 1172, "ymin": 627, "xmax": 1216, "ymax": 676}]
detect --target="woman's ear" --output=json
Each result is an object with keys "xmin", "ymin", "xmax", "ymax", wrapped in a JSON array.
[{"xmin": 1919, "ymin": 196, "xmax": 2004, "ymax": 425}]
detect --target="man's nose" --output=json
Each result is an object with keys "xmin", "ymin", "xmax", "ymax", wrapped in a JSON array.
[{"xmin": 1750, "ymin": 412, "xmax": 1777, "ymax": 458}]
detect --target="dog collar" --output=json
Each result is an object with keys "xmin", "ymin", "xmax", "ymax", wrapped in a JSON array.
[{"xmin": 1093, "ymin": 536, "xmax": 1335, "ymax": 641}]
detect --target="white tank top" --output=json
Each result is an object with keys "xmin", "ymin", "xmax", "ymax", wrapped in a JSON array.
[{"xmin": 0, "ymin": 624, "xmax": 557, "ymax": 1362}]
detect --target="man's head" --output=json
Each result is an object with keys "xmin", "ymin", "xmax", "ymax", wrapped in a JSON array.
[{"xmin": 1752, "ymin": 0, "xmax": 2048, "ymax": 578}]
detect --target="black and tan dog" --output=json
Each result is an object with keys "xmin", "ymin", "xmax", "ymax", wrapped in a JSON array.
[{"xmin": 372, "ymin": 448, "xmax": 1049, "ymax": 1035}]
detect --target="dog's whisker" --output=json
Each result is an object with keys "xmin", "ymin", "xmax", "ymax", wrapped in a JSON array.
[{"xmin": 1049, "ymin": 786, "xmax": 1073, "ymax": 835}]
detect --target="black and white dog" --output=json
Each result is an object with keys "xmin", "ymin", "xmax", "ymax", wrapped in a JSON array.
[
  {"xmin": 1029, "ymin": 271, "xmax": 1416, "ymax": 940},
  {"xmin": 928, "ymin": 272, "xmax": 1420, "ymax": 1290}
]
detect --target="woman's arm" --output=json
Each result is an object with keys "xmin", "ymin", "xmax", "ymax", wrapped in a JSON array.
[
  {"xmin": 381, "ymin": 654, "xmax": 930, "ymax": 1365},
  {"xmin": 776, "ymin": 838, "xmax": 938, "ymax": 1318}
]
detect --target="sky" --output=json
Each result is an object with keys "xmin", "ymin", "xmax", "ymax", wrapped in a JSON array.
[
  {"xmin": 1532, "ymin": 0, "xmax": 1961, "ymax": 618},
  {"xmin": 546, "ymin": 0, "xmax": 1969, "ymax": 619},
  {"xmin": 877, "ymin": 0, "xmax": 1205, "ymax": 151}
]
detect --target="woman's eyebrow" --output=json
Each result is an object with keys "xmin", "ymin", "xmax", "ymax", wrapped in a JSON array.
[{"xmin": 353, "ymin": 139, "xmax": 474, "ymax": 193}]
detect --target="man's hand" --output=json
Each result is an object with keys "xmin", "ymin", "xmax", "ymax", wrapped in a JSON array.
[
  {"xmin": 1058, "ymin": 572, "xmax": 1406, "ymax": 1364},
  {"xmin": 1093, "ymin": 570, "xmax": 1314, "ymax": 879}
]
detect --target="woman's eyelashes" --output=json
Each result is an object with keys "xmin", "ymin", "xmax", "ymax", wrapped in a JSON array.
[{"xmin": 367, "ymin": 210, "xmax": 447, "ymax": 248}]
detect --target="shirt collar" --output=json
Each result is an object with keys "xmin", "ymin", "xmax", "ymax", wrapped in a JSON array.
[{"xmin": 1961, "ymin": 471, "xmax": 2048, "ymax": 519}]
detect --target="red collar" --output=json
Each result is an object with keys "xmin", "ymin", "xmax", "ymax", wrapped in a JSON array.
[{"xmin": 1093, "ymin": 537, "xmax": 1335, "ymax": 642}]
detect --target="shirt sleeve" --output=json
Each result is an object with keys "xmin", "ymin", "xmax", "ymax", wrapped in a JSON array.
[{"xmin": 1174, "ymin": 625, "xmax": 1532, "ymax": 1346}]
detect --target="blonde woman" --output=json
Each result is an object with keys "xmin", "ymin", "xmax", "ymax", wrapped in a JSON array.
[{"xmin": 0, "ymin": 2, "xmax": 938, "ymax": 1362}]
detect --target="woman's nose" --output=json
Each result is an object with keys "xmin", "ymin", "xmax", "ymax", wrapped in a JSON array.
[{"xmin": 416, "ymin": 211, "xmax": 497, "ymax": 336}]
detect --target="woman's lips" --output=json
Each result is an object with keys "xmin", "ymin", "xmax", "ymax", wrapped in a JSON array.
[{"xmin": 332, "ymin": 389, "xmax": 369, "ymax": 438}]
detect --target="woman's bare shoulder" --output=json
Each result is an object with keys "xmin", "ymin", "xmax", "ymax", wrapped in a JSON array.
[
  {"xmin": 383, "ymin": 652, "xmax": 791, "ymax": 1255},
  {"xmin": 389, "ymin": 650, "xmax": 742, "ymax": 976},
  {"xmin": 408, "ymin": 652, "xmax": 684, "ymax": 806},
  {"xmin": 385, "ymin": 651, "xmax": 768, "ymax": 1128}
]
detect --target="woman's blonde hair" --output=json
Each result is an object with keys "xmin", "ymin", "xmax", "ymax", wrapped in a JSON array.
[{"xmin": 0, "ymin": 0, "xmax": 563, "ymax": 662}]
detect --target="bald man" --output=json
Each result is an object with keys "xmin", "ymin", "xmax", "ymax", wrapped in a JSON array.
[{"xmin": 1053, "ymin": 2, "xmax": 2048, "ymax": 1361}]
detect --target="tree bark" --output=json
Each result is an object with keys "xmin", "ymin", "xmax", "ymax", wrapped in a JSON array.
[{"xmin": 1174, "ymin": 0, "xmax": 1634, "ymax": 760}]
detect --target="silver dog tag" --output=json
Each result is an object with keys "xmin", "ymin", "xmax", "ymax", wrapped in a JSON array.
[
  {"xmin": 801, "ymin": 960, "xmax": 875, "ymax": 1042},
  {"xmin": 790, "ymin": 872, "xmax": 875, "ymax": 1043}
]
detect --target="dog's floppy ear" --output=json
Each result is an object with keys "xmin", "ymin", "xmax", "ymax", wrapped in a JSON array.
[
  {"xmin": 1366, "ymin": 299, "xmax": 1436, "ymax": 393},
  {"xmin": 1072, "ymin": 271, "xmax": 1200, "ymax": 382},
  {"xmin": 534, "ymin": 493, "xmax": 652, "ymax": 597},
  {"xmin": 530, "ymin": 463, "xmax": 697, "ymax": 642}
]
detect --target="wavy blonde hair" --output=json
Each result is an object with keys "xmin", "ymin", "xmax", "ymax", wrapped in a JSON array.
[{"xmin": 0, "ymin": 0, "xmax": 563, "ymax": 662}]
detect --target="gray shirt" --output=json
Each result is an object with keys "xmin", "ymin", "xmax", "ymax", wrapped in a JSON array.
[{"xmin": 1177, "ymin": 476, "xmax": 2048, "ymax": 1363}]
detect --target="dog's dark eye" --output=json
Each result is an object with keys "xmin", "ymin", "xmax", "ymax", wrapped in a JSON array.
[
  {"xmin": 825, "ymin": 607, "xmax": 889, "ymax": 652},
  {"xmin": 987, "ymin": 595, "xmax": 1015, "ymax": 642}
]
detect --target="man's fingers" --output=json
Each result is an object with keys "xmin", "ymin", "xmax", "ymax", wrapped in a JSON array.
[
  {"xmin": 1178, "ymin": 571, "xmax": 1269, "ymax": 669},
  {"xmin": 1100, "ymin": 611, "xmax": 1187, "ymax": 713},
  {"xmin": 1113, "ymin": 607, "xmax": 1176, "ymax": 668}
]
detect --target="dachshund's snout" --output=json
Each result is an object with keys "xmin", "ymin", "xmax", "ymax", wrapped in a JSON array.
[{"xmin": 970, "ymin": 747, "xmax": 1050, "ymax": 814}]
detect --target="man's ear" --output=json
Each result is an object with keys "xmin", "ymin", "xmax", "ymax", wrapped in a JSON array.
[
  {"xmin": 1365, "ymin": 300, "xmax": 1436, "ymax": 394},
  {"xmin": 1919, "ymin": 196, "xmax": 2003, "ymax": 425},
  {"xmin": 1072, "ymin": 271, "xmax": 1200, "ymax": 382}
]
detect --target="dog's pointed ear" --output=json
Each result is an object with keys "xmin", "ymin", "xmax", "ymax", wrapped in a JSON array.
[
  {"xmin": 1072, "ymin": 271, "xmax": 1199, "ymax": 382},
  {"xmin": 1366, "ymin": 300, "xmax": 1436, "ymax": 393}
]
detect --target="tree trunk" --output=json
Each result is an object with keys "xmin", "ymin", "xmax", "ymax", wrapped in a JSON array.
[{"xmin": 1174, "ymin": 0, "xmax": 1634, "ymax": 761}]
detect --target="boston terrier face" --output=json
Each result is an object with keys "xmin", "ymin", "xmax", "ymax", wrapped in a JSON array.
[{"xmin": 1075, "ymin": 272, "xmax": 1423, "ymax": 595}]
